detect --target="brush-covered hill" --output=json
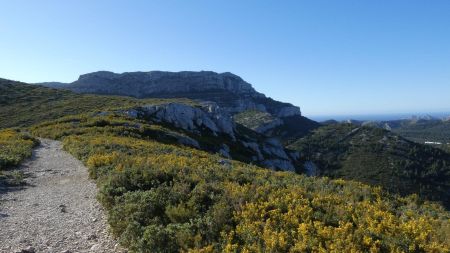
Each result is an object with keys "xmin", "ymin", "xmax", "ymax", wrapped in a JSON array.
[
  {"xmin": 0, "ymin": 79, "xmax": 301, "ymax": 171},
  {"xmin": 36, "ymin": 71, "xmax": 319, "ymax": 141},
  {"xmin": 345, "ymin": 116, "xmax": 450, "ymax": 144},
  {"xmin": 346, "ymin": 117, "xmax": 450, "ymax": 152},
  {"xmin": 1, "ymin": 78, "xmax": 449, "ymax": 252},
  {"xmin": 30, "ymin": 112, "xmax": 450, "ymax": 252},
  {"xmin": 289, "ymin": 123, "xmax": 450, "ymax": 208},
  {"xmin": 233, "ymin": 109, "xmax": 320, "ymax": 144},
  {"xmin": 388, "ymin": 118, "xmax": 450, "ymax": 144},
  {"xmin": 0, "ymin": 78, "xmax": 189, "ymax": 128}
]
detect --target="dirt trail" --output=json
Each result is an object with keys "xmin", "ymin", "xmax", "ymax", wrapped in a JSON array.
[{"xmin": 0, "ymin": 139, "xmax": 123, "ymax": 253}]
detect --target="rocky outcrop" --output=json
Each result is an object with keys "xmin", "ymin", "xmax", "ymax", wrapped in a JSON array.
[
  {"xmin": 242, "ymin": 141, "xmax": 264, "ymax": 161},
  {"xmin": 139, "ymin": 102, "xmax": 236, "ymax": 139},
  {"xmin": 113, "ymin": 102, "xmax": 300, "ymax": 171},
  {"xmin": 241, "ymin": 138, "xmax": 296, "ymax": 171},
  {"xmin": 262, "ymin": 138, "xmax": 290, "ymax": 160},
  {"xmin": 32, "ymin": 69, "xmax": 317, "ymax": 170},
  {"xmin": 43, "ymin": 70, "xmax": 301, "ymax": 119},
  {"xmin": 35, "ymin": 70, "xmax": 319, "ymax": 143},
  {"xmin": 73, "ymin": 71, "xmax": 259, "ymax": 97}
]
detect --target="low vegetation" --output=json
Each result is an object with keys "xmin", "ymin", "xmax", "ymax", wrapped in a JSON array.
[
  {"xmin": 2, "ymin": 79, "xmax": 449, "ymax": 252},
  {"xmin": 442, "ymin": 144, "xmax": 450, "ymax": 153},
  {"xmin": 289, "ymin": 123, "xmax": 450, "ymax": 208},
  {"xmin": 0, "ymin": 129, "xmax": 38, "ymax": 170},
  {"xmin": 234, "ymin": 109, "xmax": 277, "ymax": 130},
  {"xmin": 32, "ymin": 116, "xmax": 450, "ymax": 252},
  {"xmin": 0, "ymin": 129, "xmax": 38, "ymax": 185},
  {"xmin": 234, "ymin": 109, "xmax": 320, "ymax": 144},
  {"xmin": 0, "ymin": 79, "xmax": 194, "ymax": 129},
  {"xmin": 390, "ymin": 119, "xmax": 450, "ymax": 144}
]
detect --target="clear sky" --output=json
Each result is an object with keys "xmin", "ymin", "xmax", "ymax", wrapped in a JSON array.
[{"xmin": 1, "ymin": 1, "xmax": 450, "ymax": 117}]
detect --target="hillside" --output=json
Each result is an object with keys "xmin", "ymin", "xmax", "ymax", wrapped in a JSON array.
[
  {"xmin": 289, "ymin": 123, "xmax": 450, "ymax": 207},
  {"xmin": 350, "ymin": 117, "xmax": 450, "ymax": 144},
  {"xmin": 0, "ymin": 78, "xmax": 195, "ymax": 129},
  {"xmin": 36, "ymin": 71, "xmax": 319, "ymax": 141},
  {"xmin": 389, "ymin": 119, "xmax": 450, "ymax": 144},
  {"xmin": 234, "ymin": 109, "xmax": 320, "ymax": 144},
  {"xmin": 1, "ymin": 78, "xmax": 449, "ymax": 252},
  {"xmin": 37, "ymin": 71, "xmax": 300, "ymax": 116},
  {"xmin": 4, "ymin": 79, "xmax": 450, "ymax": 203},
  {"xmin": 30, "ymin": 114, "xmax": 450, "ymax": 252},
  {"xmin": 0, "ymin": 79, "xmax": 301, "ymax": 171}
]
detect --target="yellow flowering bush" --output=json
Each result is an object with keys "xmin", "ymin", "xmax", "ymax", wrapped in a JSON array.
[
  {"xmin": 32, "ymin": 115, "xmax": 450, "ymax": 253},
  {"xmin": 0, "ymin": 129, "xmax": 38, "ymax": 170}
]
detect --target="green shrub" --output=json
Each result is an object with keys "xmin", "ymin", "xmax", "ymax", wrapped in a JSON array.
[
  {"xmin": 289, "ymin": 123, "xmax": 450, "ymax": 207},
  {"xmin": 32, "ymin": 118, "xmax": 450, "ymax": 252},
  {"xmin": 0, "ymin": 129, "xmax": 38, "ymax": 170}
]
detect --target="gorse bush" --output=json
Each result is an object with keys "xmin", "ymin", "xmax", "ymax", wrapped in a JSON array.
[
  {"xmin": 0, "ymin": 129, "xmax": 38, "ymax": 170},
  {"xmin": 32, "ymin": 115, "xmax": 450, "ymax": 253}
]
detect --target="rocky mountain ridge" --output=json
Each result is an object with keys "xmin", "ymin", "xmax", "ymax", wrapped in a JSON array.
[
  {"xmin": 2, "ymin": 78, "xmax": 302, "ymax": 171},
  {"xmin": 39, "ymin": 71, "xmax": 301, "ymax": 117},
  {"xmin": 36, "ymin": 71, "xmax": 318, "ymax": 142}
]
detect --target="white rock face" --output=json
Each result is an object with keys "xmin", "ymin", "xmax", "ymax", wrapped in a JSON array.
[
  {"xmin": 61, "ymin": 70, "xmax": 302, "ymax": 119},
  {"xmin": 114, "ymin": 102, "xmax": 300, "ymax": 172},
  {"xmin": 242, "ymin": 139, "xmax": 296, "ymax": 171},
  {"xmin": 140, "ymin": 103, "xmax": 236, "ymax": 139},
  {"xmin": 72, "ymin": 71, "xmax": 261, "ymax": 98}
]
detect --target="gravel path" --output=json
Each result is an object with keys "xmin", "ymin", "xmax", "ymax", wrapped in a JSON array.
[{"xmin": 0, "ymin": 139, "xmax": 123, "ymax": 253}]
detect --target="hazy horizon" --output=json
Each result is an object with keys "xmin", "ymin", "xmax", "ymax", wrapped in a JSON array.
[
  {"xmin": 306, "ymin": 111, "xmax": 450, "ymax": 122},
  {"xmin": 1, "ymin": 1, "xmax": 450, "ymax": 115}
]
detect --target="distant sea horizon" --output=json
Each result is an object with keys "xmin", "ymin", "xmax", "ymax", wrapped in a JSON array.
[{"xmin": 307, "ymin": 111, "xmax": 450, "ymax": 122}]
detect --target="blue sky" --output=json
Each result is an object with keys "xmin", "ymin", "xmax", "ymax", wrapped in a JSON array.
[{"xmin": 1, "ymin": 1, "xmax": 450, "ymax": 117}]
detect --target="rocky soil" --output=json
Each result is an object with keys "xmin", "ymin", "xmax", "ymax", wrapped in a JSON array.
[{"xmin": 0, "ymin": 139, "xmax": 124, "ymax": 253}]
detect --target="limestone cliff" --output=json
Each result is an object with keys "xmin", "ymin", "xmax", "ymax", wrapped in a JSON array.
[
  {"xmin": 116, "ymin": 102, "xmax": 300, "ymax": 171},
  {"xmin": 44, "ymin": 71, "xmax": 301, "ymax": 117},
  {"xmin": 36, "ymin": 70, "xmax": 318, "ymax": 143}
]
